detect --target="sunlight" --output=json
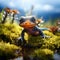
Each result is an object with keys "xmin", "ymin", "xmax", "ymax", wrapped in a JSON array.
[
  {"xmin": 34, "ymin": 4, "xmax": 54, "ymax": 12},
  {"xmin": 43, "ymin": 5, "xmax": 54, "ymax": 11},
  {"xmin": 9, "ymin": 2, "xmax": 15, "ymax": 7}
]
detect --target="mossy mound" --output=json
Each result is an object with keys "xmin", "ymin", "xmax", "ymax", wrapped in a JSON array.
[
  {"xmin": 31, "ymin": 48, "xmax": 54, "ymax": 60},
  {"xmin": 0, "ymin": 41, "xmax": 22, "ymax": 59}
]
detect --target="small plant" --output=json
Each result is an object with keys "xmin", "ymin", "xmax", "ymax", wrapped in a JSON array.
[{"xmin": 49, "ymin": 26, "xmax": 58, "ymax": 34}]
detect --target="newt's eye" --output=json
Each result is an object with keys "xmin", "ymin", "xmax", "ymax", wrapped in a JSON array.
[
  {"xmin": 30, "ymin": 17, "xmax": 36, "ymax": 23},
  {"xmin": 19, "ymin": 18, "xmax": 25, "ymax": 23}
]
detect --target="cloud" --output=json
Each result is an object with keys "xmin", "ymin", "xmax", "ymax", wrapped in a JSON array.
[
  {"xmin": 20, "ymin": 0, "xmax": 36, "ymax": 9},
  {"xmin": 34, "ymin": 4, "xmax": 54, "ymax": 12},
  {"xmin": 9, "ymin": 2, "xmax": 15, "ymax": 7},
  {"xmin": 0, "ymin": 0, "xmax": 60, "ymax": 13},
  {"xmin": 43, "ymin": 5, "xmax": 54, "ymax": 11}
]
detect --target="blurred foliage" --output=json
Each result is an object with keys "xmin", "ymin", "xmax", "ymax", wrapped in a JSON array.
[
  {"xmin": 0, "ymin": 41, "xmax": 22, "ymax": 59},
  {"xmin": 28, "ymin": 31, "xmax": 60, "ymax": 50},
  {"xmin": 25, "ymin": 30, "xmax": 60, "ymax": 60},
  {"xmin": 28, "ymin": 35, "xmax": 44, "ymax": 47},
  {"xmin": 0, "ymin": 12, "xmax": 2, "ymax": 22},
  {"xmin": 55, "ymin": 32, "xmax": 60, "ymax": 36},
  {"xmin": 0, "ymin": 22, "xmax": 23, "ymax": 44},
  {"xmin": 0, "ymin": 10, "xmax": 4, "ymax": 22},
  {"xmin": 43, "ymin": 31, "xmax": 60, "ymax": 50},
  {"xmin": 31, "ymin": 49, "xmax": 54, "ymax": 60}
]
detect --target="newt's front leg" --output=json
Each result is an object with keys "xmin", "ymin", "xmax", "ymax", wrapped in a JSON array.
[
  {"xmin": 36, "ymin": 26, "xmax": 50, "ymax": 38},
  {"xmin": 17, "ymin": 29, "xmax": 26, "ymax": 46}
]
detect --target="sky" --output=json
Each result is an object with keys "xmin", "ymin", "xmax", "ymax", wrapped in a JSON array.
[{"xmin": 0, "ymin": 0, "xmax": 60, "ymax": 19}]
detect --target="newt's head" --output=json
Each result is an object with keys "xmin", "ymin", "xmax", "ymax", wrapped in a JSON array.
[
  {"xmin": 19, "ymin": 16, "xmax": 44, "ymax": 29},
  {"xmin": 19, "ymin": 16, "xmax": 36, "ymax": 29}
]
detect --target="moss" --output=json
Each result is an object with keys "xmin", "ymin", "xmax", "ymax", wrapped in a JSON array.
[
  {"xmin": 0, "ymin": 23, "xmax": 22, "ymax": 44},
  {"xmin": 31, "ymin": 49, "xmax": 54, "ymax": 60},
  {"xmin": 27, "ymin": 30, "xmax": 60, "ymax": 51},
  {"xmin": 0, "ymin": 41, "xmax": 22, "ymax": 59}
]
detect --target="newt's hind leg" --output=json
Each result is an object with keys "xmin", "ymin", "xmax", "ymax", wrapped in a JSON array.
[
  {"xmin": 39, "ymin": 29, "xmax": 50, "ymax": 38},
  {"xmin": 39, "ymin": 30, "xmax": 45, "ymax": 38}
]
